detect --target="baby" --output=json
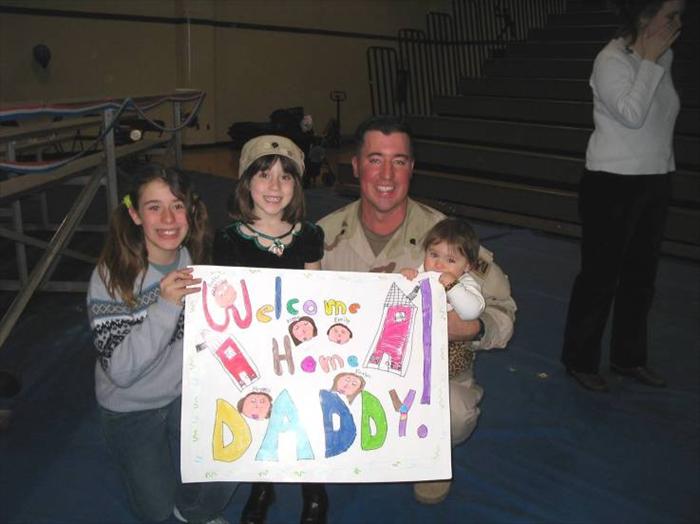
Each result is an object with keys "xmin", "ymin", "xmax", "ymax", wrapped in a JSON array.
[
  {"xmin": 401, "ymin": 217, "xmax": 485, "ymax": 377},
  {"xmin": 401, "ymin": 217, "xmax": 484, "ymax": 320}
]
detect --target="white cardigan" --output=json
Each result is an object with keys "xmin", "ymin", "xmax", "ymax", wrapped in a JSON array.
[{"xmin": 586, "ymin": 38, "xmax": 680, "ymax": 175}]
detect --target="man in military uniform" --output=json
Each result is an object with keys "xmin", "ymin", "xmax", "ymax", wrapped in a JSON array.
[{"xmin": 317, "ymin": 115, "xmax": 516, "ymax": 504}]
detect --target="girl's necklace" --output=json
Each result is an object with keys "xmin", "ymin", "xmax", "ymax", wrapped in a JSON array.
[{"xmin": 245, "ymin": 223, "xmax": 296, "ymax": 256}]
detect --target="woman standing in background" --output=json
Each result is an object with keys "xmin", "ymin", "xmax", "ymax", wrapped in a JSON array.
[{"xmin": 562, "ymin": 0, "xmax": 685, "ymax": 392}]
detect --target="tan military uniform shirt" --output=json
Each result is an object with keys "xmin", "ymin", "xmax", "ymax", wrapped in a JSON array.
[{"xmin": 317, "ymin": 198, "xmax": 516, "ymax": 351}]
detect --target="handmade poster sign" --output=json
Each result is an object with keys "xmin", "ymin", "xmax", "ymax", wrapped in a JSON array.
[{"xmin": 181, "ymin": 265, "xmax": 451, "ymax": 483}]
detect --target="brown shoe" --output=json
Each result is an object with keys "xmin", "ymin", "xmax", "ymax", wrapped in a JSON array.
[{"xmin": 413, "ymin": 480, "xmax": 451, "ymax": 504}]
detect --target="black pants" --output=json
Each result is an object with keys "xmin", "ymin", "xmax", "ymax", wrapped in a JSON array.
[{"xmin": 561, "ymin": 170, "xmax": 671, "ymax": 373}]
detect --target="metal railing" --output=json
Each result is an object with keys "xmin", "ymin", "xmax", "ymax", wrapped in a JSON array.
[
  {"xmin": 0, "ymin": 91, "xmax": 205, "ymax": 350},
  {"xmin": 368, "ymin": 0, "xmax": 566, "ymax": 116}
]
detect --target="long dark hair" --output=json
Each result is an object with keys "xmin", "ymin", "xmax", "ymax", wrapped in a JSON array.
[
  {"xmin": 98, "ymin": 165, "xmax": 210, "ymax": 307},
  {"xmin": 614, "ymin": 0, "xmax": 668, "ymax": 43}
]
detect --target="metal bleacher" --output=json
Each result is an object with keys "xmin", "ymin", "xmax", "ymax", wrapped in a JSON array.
[
  {"xmin": 0, "ymin": 90, "xmax": 205, "ymax": 349},
  {"xmin": 347, "ymin": 0, "xmax": 700, "ymax": 261}
]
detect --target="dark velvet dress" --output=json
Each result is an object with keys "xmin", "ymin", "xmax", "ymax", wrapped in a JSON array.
[
  {"xmin": 212, "ymin": 220, "xmax": 328, "ymax": 515},
  {"xmin": 213, "ymin": 221, "xmax": 324, "ymax": 269}
]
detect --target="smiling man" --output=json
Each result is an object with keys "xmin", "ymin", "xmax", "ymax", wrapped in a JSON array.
[
  {"xmin": 318, "ymin": 116, "xmax": 441, "ymax": 274},
  {"xmin": 317, "ymin": 115, "xmax": 517, "ymax": 505}
]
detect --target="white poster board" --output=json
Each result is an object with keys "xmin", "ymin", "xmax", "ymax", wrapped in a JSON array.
[{"xmin": 181, "ymin": 266, "xmax": 451, "ymax": 483}]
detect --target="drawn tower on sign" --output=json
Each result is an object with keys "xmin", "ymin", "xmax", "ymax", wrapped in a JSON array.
[
  {"xmin": 364, "ymin": 283, "xmax": 419, "ymax": 376},
  {"xmin": 197, "ymin": 330, "xmax": 260, "ymax": 390}
]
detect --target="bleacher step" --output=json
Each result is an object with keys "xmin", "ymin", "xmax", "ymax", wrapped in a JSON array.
[
  {"xmin": 334, "ymin": 165, "xmax": 700, "ymax": 254},
  {"xmin": 529, "ymin": 25, "xmax": 617, "ymax": 42},
  {"xmin": 548, "ymin": 11, "xmax": 618, "ymax": 26},
  {"xmin": 433, "ymin": 96, "xmax": 700, "ymax": 135},
  {"xmin": 459, "ymin": 77, "xmax": 590, "ymax": 101},
  {"xmin": 409, "ymin": 115, "xmax": 700, "ymax": 168},
  {"xmin": 483, "ymin": 57, "xmax": 698, "ymax": 84},
  {"xmin": 412, "ymin": 138, "xmax": 700, "ymax": 205},
  {"xmin": 505, "ymin": 41, "xmax": 698, "ymax": 61}
]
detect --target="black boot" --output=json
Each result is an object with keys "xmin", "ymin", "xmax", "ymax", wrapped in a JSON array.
[
  {"xmin": 240, "ymin": 483, "xmax": 275, "ymax": 524},
  {"xmin": 300, "ymin": 483, "xmax": 328, "ymax": 524}
]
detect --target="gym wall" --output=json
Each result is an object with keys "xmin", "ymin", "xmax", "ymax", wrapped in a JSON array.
[{"xmin": 0, "ymin": 0, "xmax": 449, "ymax": 145}]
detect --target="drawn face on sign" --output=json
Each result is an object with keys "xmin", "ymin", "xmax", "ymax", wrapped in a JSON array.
[
  {"xmin": 289, "ymin": 316, "xmax": 318, "ymax": 345},
  {"xmin": 212, "ymin": 279, "xmax": 237, "ymax": 308},
  {"xmin": 331, "ymin": 372, "xmax": 366, "ymax": 404},
  {"xmin": 238, "ymin": 392, "xmax": 272, "ymax": 420},
  {"xmin": 327, "ymin": 323, "xmax": 353, "ymax": 345}
]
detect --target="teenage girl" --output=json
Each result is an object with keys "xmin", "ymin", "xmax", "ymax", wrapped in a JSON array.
[
  {"xmin": 87, "ymin": 165, "xmax": 235, "ymax": 524},
  {"xmin": 213, "ymin": 135, "xmax": 327, "ymax": 524}
]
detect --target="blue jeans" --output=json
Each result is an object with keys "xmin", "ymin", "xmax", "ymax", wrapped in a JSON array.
[{"xmin": 100, "ymin": 396, "xmax": 236, "ymax": 523}]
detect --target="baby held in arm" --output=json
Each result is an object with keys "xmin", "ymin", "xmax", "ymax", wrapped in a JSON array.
[{"xmin": 400, "ymin": 217, "xmax": 485, "ymax": 322}]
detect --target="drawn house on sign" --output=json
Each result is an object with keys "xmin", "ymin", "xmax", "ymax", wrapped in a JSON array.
[
  {"xmin": 198, "ymin": 330, "xmax": 260, "ymax": 391},
  {"xmin": 364, "ymin": 283, "xmax": 419, "ymax": 376}
]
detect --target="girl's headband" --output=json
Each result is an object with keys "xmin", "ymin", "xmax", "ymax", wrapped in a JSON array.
[{"xmin": 238, "ymin": 135, "xmax": 305, "ymax": 176}]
